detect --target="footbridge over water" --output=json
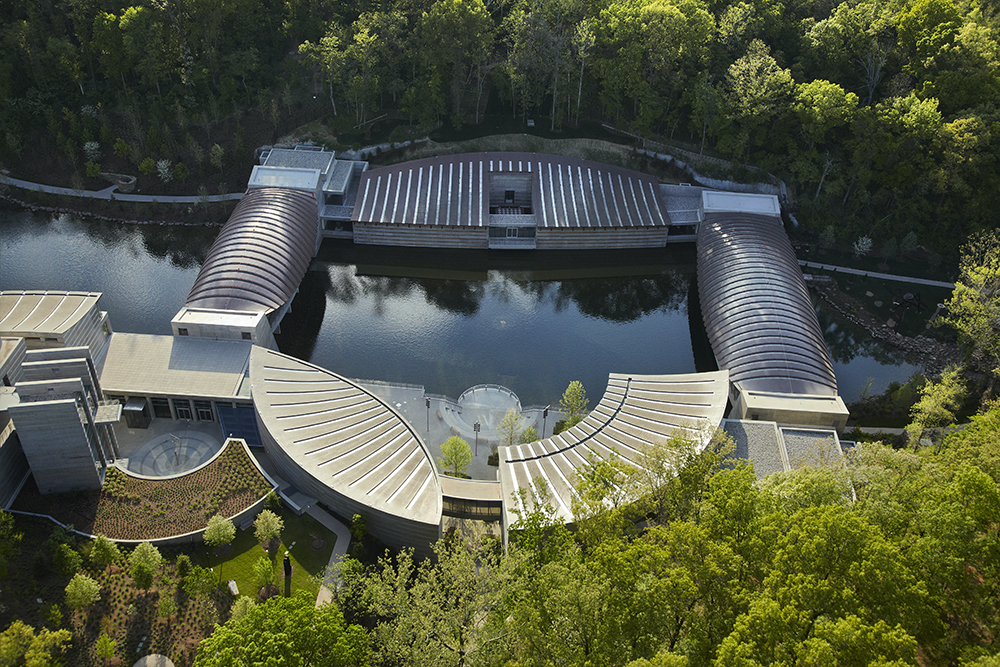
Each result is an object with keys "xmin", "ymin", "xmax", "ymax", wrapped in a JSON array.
[
  {"xmin": 171, "ymin": 186, "xmax": 323, "ymax": 349},
  {"xmin": 696, "ymin": 192, "xmax": 848, "ymax": 430}
]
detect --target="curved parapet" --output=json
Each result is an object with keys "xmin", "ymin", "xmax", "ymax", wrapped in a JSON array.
[
  {"xmin": 498, "ymin": 370, "xmax": 729, "ymax": 527},
  {"xmin": 186, "ymin": 188, "xmax": 318, "ymax": 314},
  {"xmin": 697, "ymin": 213, "xmax": 838, "ymax": 396},
  {"xmin": 250, "ymin": 347, "xmax": 442, "ymax": 553}
]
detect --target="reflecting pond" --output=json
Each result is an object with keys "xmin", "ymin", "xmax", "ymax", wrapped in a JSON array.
[{"xmin": 0, "ymin": 209, "xmax": 920, "ymax": 406}]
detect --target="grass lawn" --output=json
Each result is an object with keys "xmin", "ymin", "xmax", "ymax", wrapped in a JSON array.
[{"xmin": 204, "ymin": 507, "xmax": 336, "ymax": 600}]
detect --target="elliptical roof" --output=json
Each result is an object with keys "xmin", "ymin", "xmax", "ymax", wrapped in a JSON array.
[
  {"xmin": 185, "ymin": 188, "xmax": 317, "ymax": 314},
  {"xmin": 697, "ymin": 213, "xmax": 838, "ymax": 396}
]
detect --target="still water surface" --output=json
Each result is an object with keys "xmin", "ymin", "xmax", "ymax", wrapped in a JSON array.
[{"xmin": 0, "ymin": 210, "xmax": 919, "ymax": 406}]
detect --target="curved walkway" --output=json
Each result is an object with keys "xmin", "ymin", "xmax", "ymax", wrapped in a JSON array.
[
  {"xmin": 798, "ymin": 260, "xmax": 955, "ymax": 289},
  {"xmin": 1, "ymin": 171, "xmax": 243, "ymax": 203}
]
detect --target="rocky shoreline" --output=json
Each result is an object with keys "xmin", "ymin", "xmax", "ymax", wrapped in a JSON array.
[
  {"xmin": 808, "ymin": 279, "xmax": 960, "ymax": 378},
  {"xmin": 0, "ymin": 192, "xmax": 224, "ymax": 227}
]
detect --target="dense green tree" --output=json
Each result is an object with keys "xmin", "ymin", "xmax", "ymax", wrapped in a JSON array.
[
  {"xmin": 0, "ymin": 621, "xmax": 72, "ymax": 667},
  {"xmin": 945, "ymin": 230, "xmax": 1000, "ymax": 375},
  {"xmin": 203, "ymin": 514, "xmax": 235, "ymax": 549},
  {"xmin": 195, "ymin": 593, "xmax": 370, "ymax": 666},
  {"xmin": 64, "ymin": 573, "xmax": 101, "ymax": 610},
  {"xmin": 438, "ymin": 435, "xmax": 473, "ymax": 477},
  {"xmin": 254, "ymin": 509, "xmax": 284, "ymax": 549}
]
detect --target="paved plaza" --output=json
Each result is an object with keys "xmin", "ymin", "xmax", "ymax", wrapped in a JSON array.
[
  {"xmin": 358, "ymin": 380, "xmax": 561, "ymax": 480},
  {"xmin": 112, "ymin": 419, "xmax": 224, "ymax": 477}
]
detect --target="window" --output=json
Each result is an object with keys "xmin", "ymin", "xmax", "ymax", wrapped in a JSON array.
[
  {"xmin": 504, "ymin": 190, "xmax": 515, "ymax": 204},
  {"xmin": 173, "ymin": 398, "xmax": 193, "ymax": 421},
  {"xmin": 177, "ymin": 328, "xmax": 188, "ymax": 336},
  {"xmin": 194, "ymin": 400, "xmax": 214, "ymax": 422},
  {"xmin": 241, "ymin": 332, "xmax": 252, "ymax": 340},
  {"xmin": 150, "ymin": 397, "xmax": 171, "ymax": 419}
]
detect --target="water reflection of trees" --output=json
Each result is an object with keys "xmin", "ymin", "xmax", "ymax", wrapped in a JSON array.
[
  {"xmin": 815, "ymin": 305, "xmax": 910, "ymax": 366},
  {"xmin": 319, "ymin": 264, "xmax": 691, "ymax": 322},
  {"xmin": 77, "ymin": 217, "xmax": 214, "ymax": 269},
  {"xmin": 550, "ymin": 271, "xmax": 690, "ymax": 322}
]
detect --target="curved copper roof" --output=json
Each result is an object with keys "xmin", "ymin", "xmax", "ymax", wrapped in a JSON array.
[
  {"xmin": 697, "ymin": 213, "xmax": 838, "ymax": 396},
  {"xmin": 185, "ymin": 188, "xmax": 317, "ymax": 313}
]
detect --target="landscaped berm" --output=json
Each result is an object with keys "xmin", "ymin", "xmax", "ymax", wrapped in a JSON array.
[{"xmin": 12, "ymin": 440, "xmax": 272, "ymax": 540}]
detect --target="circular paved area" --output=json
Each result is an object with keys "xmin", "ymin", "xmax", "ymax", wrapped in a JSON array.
[
  {"xmin": 126, "ymin": 430, "xmax": 222, "ymax": 477},
  {"xmin": 453, "ymin": 385, "xmax": 522, "ymax": 439}
]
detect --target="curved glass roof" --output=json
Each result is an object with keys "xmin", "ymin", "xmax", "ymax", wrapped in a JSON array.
[
  {"xmin": 185, "ymin": 188, "xmax": 317, "ymax": 314},
  {"xmin": 697, "ymin": 213, "xmax": 838, "ymax": 396}
]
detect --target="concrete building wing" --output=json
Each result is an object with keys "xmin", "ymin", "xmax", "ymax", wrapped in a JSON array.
[
  {"xmin": 184, "ymin": 188, "xmax": 320, "ymax": 315},
  {"xmin": 100, "ymin": 333, "xmax": 252, "ymax": 399},
  {"xmin": 250, "ymin": 347, "xmax": 442, "ymax": 554},
  {"xmin": 0, "ymin": 291, "xmax": 111, "ymax": 362},
  {"xmin": 498, "ymin": 370, "xmax": 729, "ymax": 528}
]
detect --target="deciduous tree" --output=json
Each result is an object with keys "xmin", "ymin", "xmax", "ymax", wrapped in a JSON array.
[{"xmin": 438, "ymin": 436, "xmax": 472, "ymax": 477}]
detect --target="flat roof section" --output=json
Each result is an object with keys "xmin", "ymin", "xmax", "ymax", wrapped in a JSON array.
[
  {"xmin": 264, "ymin": 148, "xmax": 336, "ymax": 174},
  {"xmin": 185, "ymin": 187, "xmax": 318, "ymax": 314},
  {"xmin": 701, "ymin": 191, "xmax": 781, "ymax": 217},
  {"xmin": 352, "ymin": 152, "xmax": 669, "ymax": 229},
  {"xmin": 173, "ymin": 307, "xmax": 266, "ymax": 328},
  {"xmin": 697, "ymin": 213, "xmax": 838, "ymax": 396},
  {"xmin": 499, "ymin": 370, "xmax": 729, "ymax": 526},
  {"xmin": 0, "ymin": 291, "xmax": 102, "ymax": 336},
  {"xmin": 100, "ymin": 333, "xmax": 252, "ymax": 399},
  {"xmin": 250, "ymin": 347, "xmax": 442, "ymax": 527},
  {"xmin": 247, "ymin": 166, "xmax": 322, "ymax": 192}
]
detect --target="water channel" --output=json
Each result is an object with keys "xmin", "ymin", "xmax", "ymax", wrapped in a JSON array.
[{"xmin": 0, "ymin": 209, "xmax": 920, "ymax": 406}]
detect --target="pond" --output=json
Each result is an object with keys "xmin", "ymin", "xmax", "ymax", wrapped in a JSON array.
[{"xmin": 0, "ymin": 209, "xmax": 920, "ymax": 406}]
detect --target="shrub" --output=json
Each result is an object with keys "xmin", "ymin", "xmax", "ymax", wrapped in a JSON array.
[
  {"xmin": 254, "ymin": 510, "xmax": 283, "ymax": 547},
  {"xmin": 83, "ymin": 141, "xmax": 101, "ymax": 162},
  {"xmin": 174, "ymin": 162, "xmax": 189, "ymax": 181},
  {"xmin": 85, "ymin": 162, "xmax": 101, "ymax": 178},
  {"xmin": 156, "ymin": 159, "xmax": 172, "ymax": 183},
  {"xmin": 139, "ymin": 158, "xmax": 155, "ymax": 175},
  {"xmin": 65, "ymin": 573, "xmax": 101, "ymax": 610},
  {"xmin": 204, "ymin": 514, "xmax": 236, "ymax": 548}
]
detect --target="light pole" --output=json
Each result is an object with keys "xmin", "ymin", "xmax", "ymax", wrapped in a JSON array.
[
  {"xmin": 542, "ymin": 405, "xmax": 549, "ymax": 438},
  {"xmin": 425, "ymin": 397, "xmax": 430, "ymax": 431},
  {"xmin": 474, "ymin": 421, "xmax": 480, "ymax": 456}
]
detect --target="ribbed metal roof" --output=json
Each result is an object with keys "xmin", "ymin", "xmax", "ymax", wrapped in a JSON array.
[
  {"xmin": 352, "ymin": 152, "xmax": 669, "ymax": 228},
  {"xmin": 697, "ymin": 213, "xmax": 838, "ymax": 396},
  {"xmin": 250, "ymin": 347, "xmax": 442, "ymax": 526},
  {"xmin": 499, "ymin": 371, "xmax": 729, "ymax": 525},
  {"xmin": 185, "ymin": 188, "xmax": 317, "ymax": 313}
]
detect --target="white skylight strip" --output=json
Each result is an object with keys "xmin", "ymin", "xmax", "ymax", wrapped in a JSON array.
[
  {"xmin": 404, "ymin": 470, "xmax": 435, "ymax": 511},
  {"xmin": 379, "ymin": 172, "xmax": 392, "ymax": 222},
  {"xmin": 368, "ymin": 445, "xmax": 422, "ymax": 497}
]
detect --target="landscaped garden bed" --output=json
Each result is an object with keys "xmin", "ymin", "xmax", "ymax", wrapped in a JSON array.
[{"xmin": 12, "ymin": 440, "xmax": 272, "ymax": 540}]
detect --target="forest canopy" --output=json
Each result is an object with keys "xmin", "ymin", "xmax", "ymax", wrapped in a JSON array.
[{"xmin": 2, "ymin": 0, "xmax": 998, "ymax": 251}]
